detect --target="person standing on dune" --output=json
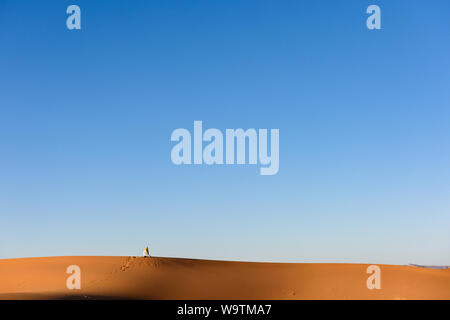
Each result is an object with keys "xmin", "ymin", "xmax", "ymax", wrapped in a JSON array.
[{"xmin": 143, "ymin": 246, "xmax": 150, "ymax": 257}]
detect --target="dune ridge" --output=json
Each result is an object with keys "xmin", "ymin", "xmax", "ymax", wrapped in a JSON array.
[{"xmin": 0, "ymin": 256, "xmax": 449, "ymax": 300}]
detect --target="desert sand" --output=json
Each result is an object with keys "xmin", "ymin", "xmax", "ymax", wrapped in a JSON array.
[{"xmin": 0, "ymin": 256, "xmax": 449, "ymax": 299}]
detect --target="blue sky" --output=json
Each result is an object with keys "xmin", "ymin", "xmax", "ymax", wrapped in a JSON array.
[{"xmin": 1, "ymin": 0, "xmax": 449, "ymax": 264}]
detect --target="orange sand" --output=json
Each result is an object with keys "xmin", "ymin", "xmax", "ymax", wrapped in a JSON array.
[{"xmin": 0, "ymin": 256, "xmax": 449, "ymax": 299}]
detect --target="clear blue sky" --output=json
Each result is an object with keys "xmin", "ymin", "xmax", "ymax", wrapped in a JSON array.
[{"xmin": 1, "ymin": 0, "xmax": 449, "ymax": 264}]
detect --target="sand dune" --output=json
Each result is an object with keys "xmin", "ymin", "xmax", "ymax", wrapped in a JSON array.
[{"xmin": 0, "ymin": 256, "xmax": 449, "ymax": 299}]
